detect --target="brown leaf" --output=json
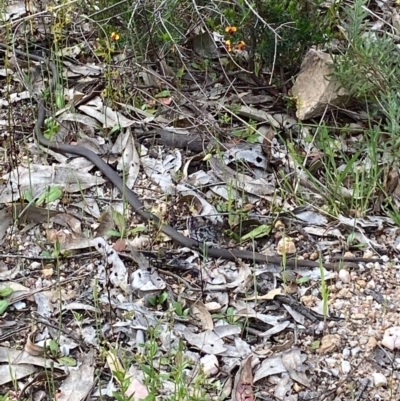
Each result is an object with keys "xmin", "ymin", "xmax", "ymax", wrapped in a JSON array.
[
  {"xmin": 233, "ymin": 355, "xmax": 254, "ymax": 401},
  {"xmin": 261, "ymin": 126, "xmax": 275, "ymax": 163}
]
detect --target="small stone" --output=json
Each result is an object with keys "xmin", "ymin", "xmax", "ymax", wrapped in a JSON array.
[
  {"xmin": 338, "ymin": 269, "xmax": 350, "ymax": 284},
  {"xmin": 342, "ymin": 347, "xmax": 350, "ymax": 358},
  {"xmin": 356, "ymin": 279, "xmax": 366, "ymax": 288},
  {"xmin": 277, "ymin": 237, "xmax": 296, "ymax": 255},
  {"xmin": 205, "ymin": 302, "xmax": 221, "ymax": 312},
  {"xmin": 30, "ymin": 262, "xmax": 41, "ymax": 270},
  {"xmin": 325, "ymin": 358, "xmax": 337, "ymax": 367},
  {"xmin": 352, "ymin": 313, "xmax": 365, "ymax": 320},
  {"xmin": 317, "ymin": 334, "xmax": 342, "ymax": 354},
  {"xmin": 366, "ymin": 336, "xmax": 377, "ymax": 351},
  {"xmin": 351, "ymin": 347, "xmax": 363, "ymax": 356},
  {"xmin": 337, "ymin": 288, "xmax": 352, "ymax": 298},
  {"xmin": 366, "ymin": 279, "xmax": 375, "ymax": 289},
  {"xmin": 372, "ymin": 372, "xmax": 387, "ymax": 388},
  {"xmin": 200, "ymin": 354, "xmax": 219, "ymax": 377},
  {"xmin": 382, "ymin": 326, "xmax": 400, "ymax": 351},
  {"xmin": 342, "ymin": 360, "xmax": 351, "ymax": 374},
  {"xmin": 41, "ymin": 268, "xmax": 54, "ymax": 279},
  {"xmin": 363, "ymin": 250, "xmax": 374, "ymax": 258},
  {"xmin": 335, "ymin": 281, "xmax": 344, "ymax": 290}
]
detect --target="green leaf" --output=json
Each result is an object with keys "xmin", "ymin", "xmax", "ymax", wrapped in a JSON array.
[
  {"xmin": 129, "ymin": 225, "xmax": 147, "ymax": 235},
  {"xmin": 49, "ymin": 339, "xmax": 59, "ymax": 354},
  {"xmin": 36, "ymin": 186, "xmax": 63, "ymax": 206},
  {"xmin": 0, "ymin": 287, "xmax": 13, "ymax": 298},
  {"xmin": 296, "ymin": 276, "xmax": 311, "ymax": 284},
  {"xmin": 176, "ymin": 67, "xmax": 185, "ymax": 78},
  {"xmin": 57, "ymin": 356, "xmax": 77, "ymax": 366},
  {"xmin": 155, "ymin": 90, "xmax": 170, "ymax": 98},
  {"xmin": 241, "ymin": 224, "xmax": 272, "ymax": 240},
  {"xmin": 158, "ymin": 292, "xmax": 168, "ymax": 304},
  {"xmin": 23, "ymin": 190, "xmax": 34, "ymax": 202},
  {"xmin": 109, "ymin": 124, "xmax": 121, "ymax": 135},
  {"xmin": 173, "ymin": 301, "xmax": 183, "ymax": 316},
  {"xmin": 111, "ymin": 209, "xmax": 126, "ymax": 234},
  {"xmin": 0, "ymin": 300, "xmax": 9, "ymax": 315},
  {"xmin": 247, "ymin": 134, "xmax": 260, "ymax": 143},
  {"xmin": 106, "ymin": 230, "xmax": 122, "ymax": 238},
  {"xmin": 56, "ymin": 91, "xmax": 65, "ymax": 109},
  {"xmin": 147, "ymin": 296, "xmax": 157, "ymax": 307}
]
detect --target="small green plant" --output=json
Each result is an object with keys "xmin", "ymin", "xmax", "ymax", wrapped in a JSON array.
[
  {"xmin": 240, "ymin": 224, "xmax": 272, "ymax": 241},
  {"xmin": 231, "ymin": 120, "xmax": 259, "ymax": 143},
  {"xmin": 172, "ymin": 301, "xmax": 190, "ymax": 317},
  {"xmin": 43, "ymin": 117, "xmax": 60, "ymax": 140},
  {"xmin": 107, "ymin": 209, "xmax": 147, "ymax": 239},
  {"xmin": 41, "ymin": 237, "xmax": 62, "ymax": 259},
  {"xmin": 113, "ymin": 370, "xmax": 134, "ymax": 401},
  {"xmin": 319, "ymin": 257, "xmax": 329, "ymax": 319},
  {"xmin": 218, "ymin": 113, "xmax": 231, "ymax": 126},
  {"xmin": 213, "ymin": 306, "xmax": 241, "ymax": 326},
  {"xmin": 147, "ymin": 292, "xmax": 168, "ymax": 308},
  {"xmin": 0, "ymin": 286, "xmax": 13, "ymax": 315},
  {"xmin": 23, "ymin": 186, "xmax": 63, "ymax": 207}
]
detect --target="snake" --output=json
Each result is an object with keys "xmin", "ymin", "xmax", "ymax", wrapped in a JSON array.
[{"xmin": 0, "ymin": 43, "xmax": 379, "ymax": 270}]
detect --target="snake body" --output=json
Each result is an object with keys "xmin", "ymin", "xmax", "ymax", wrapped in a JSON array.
[{"xmin": 0, "ymin": 44, "xmax": 374, "ymax": 270}]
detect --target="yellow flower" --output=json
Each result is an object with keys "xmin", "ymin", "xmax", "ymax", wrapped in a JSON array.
[
  {"xmin": 110, "ymin": 32, "xmax": 120, "ymax": 42},
  {"xmin": 225, "ymin": 40, "xmax": 232, "ymax": 52},
  {"xmin": 235, "ymin": 41, "xmax": 246, "ymax": 50},
  {"xmin": 225, "ymin": 26, "xmax": 237, "ymax": 35}
]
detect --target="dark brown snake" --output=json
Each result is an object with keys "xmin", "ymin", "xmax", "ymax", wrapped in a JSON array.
[{"xmin": 0, "ymin": 44, "xmax": 380, "ymax": 270}]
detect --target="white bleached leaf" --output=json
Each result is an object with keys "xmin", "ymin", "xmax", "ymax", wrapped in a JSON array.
[
  {"xmin": 78, "ymin": 97, "xmax": 136, "ymax": 128},
  {"xmin": 254, "ymin": 354, "xmax": 287, "ymax": 382},
  {"xmin": 92, "ymin": 237, "xmax": 128, "ymax": 293},
  {"xmin": 0, "ymin": 164, "xmax": 106, "ymax": 203},
  {"xmin": 111, "ymin": 128, "xmax": 140, "ymax": 189},
  {"xmin": 183, "ymin": 328, "xmax": 227, "ymax": 355}
]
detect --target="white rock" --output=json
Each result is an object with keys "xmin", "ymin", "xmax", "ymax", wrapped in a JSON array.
[
  {"xmin": 338, "ymin": 269, "xmax": 350, "ymax": 284},
  {"xmin": 291, "ymin": 49, "xmax": 350, "ymax": 120},
  {"xmin": 382, "ymin": 326, "xmax": 400, "ymax": 351},
  {"xmin": 341, "ymin": 360, "xmax": 351, "ymax": 374},
  {"xmin": 205, "ymin": 302, "xmax": 222, "ymax": 312},
  {"xmin": 366, "ymin": 279, "xmax": 375, "ymax": 289},
  {"xmin": 372, "ymin": 372, "xmax": 387, "ymax": 388},
  {"xmin": 200, "ymin": 354, "xmax": 219, "ymax": 377}
]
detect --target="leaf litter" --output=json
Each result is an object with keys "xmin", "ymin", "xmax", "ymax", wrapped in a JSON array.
[{"xmin": 1, "ymin": 4, "xmax": 400, "ymax": 401}]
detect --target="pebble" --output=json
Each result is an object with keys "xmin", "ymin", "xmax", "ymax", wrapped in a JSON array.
[
  {"xmin": 342, "ymin": 347, "xmax": 350, "ymax": 358},
  {"xmin": 352, "ymin": 313, "xmax": 365, "ymax": 320},
  {"xmin": 372, "ymin": 372, "xmax": 387, "ymax": 388},
  {"xmin": 337, "ymin": 288, "xmax": 352, "ymax": 298},
  {"xmin": 200, "ymin": 354, "xmax": 219, "ymax": 377},
  {"xmin": 366, "ymin": 336, "xmax": 377, "ymax": 351},
  {"xmin": 338, "ymin": 269, "xmax": 350, "ymax": 283},
  {"xmin": 342, "ymin": 360, "xmax": 351, "ymax": 374},
  {"xmin": 366, "ymin": 279, "xmax": 375, "ymax": 289},
  {"xmin": 356, "ymin": 279, "xmax": 366, "ymax": 288},
  {"xmin": 351, "ymin": 346, "xmax": 363, "ymax": 356}
]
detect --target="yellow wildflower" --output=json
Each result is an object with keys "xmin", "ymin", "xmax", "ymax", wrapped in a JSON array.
[
  {"xmin": 110, "ymin": 32, "xmax": 120, "ymax": 42},
  {"xmin": 225, "ymin": 26, "xmax": 237, "ymax": 35}
]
